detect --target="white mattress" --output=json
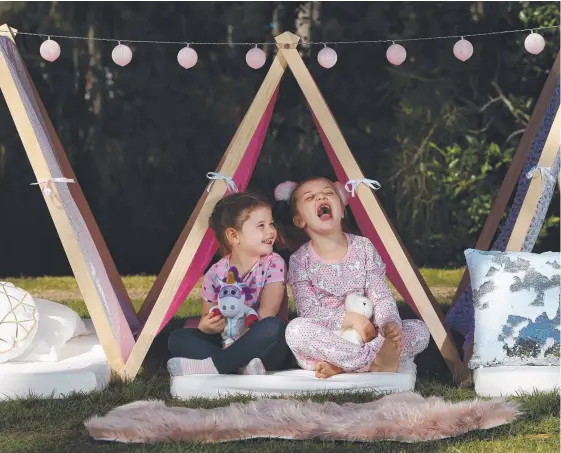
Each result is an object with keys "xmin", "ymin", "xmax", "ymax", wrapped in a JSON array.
[
  {"xmin": 0, "ymin": 320, "xmax": 110, "ymax": 400},
  {"xmin": 171, "ymin": 360, "xmax": 417, "ymax": 399},
  {"xmin": 473, "ymin": 365, "xmax": 560, "ymax": 397}
]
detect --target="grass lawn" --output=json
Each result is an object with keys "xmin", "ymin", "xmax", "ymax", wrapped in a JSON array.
[{"xmin": 0, "ymin": 270, "xmax": 559, "ymax": 453}]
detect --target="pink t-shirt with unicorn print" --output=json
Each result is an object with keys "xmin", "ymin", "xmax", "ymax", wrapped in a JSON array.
[{"xmin": 201, "ymin": 252, "xmax": 288, "ymax": 322}]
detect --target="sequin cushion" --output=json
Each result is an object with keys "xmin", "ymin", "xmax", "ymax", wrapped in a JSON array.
[{"xmin": 465, "ymin": 249, "xmax": 560, "ymax": 369}]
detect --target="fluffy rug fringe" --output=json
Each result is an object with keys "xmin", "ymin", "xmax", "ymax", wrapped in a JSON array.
[{"xmin": 85, "ymin": 391, "xmax": 521, "ymax": 444}]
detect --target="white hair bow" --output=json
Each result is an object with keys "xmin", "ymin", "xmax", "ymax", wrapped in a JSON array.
[
  {"xmin": 30, "ymin": 177, "xmax": 74, "ymax": 196},
  {"xmin": 206, "ymin": 172, "xmax": 238, "ymax": 193},
  {"xmin": 344, "ymin": 178, "xmax": 381, "ymax": 198}
]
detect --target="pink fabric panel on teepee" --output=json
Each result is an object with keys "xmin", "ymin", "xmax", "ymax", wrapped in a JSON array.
[
  {"xmin": 309, "ymin": 107, "xmax": 417, "ymax": 315},
  {"xmin": 155, "ymin": 89, "xmax": 279, "ymax": 333}
]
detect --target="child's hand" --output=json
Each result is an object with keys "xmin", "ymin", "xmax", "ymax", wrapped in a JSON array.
[
  {"xmin": 198, "ymin": 312, "xmax": 226, "ymax": 335},
  {"xmin": 380, "ymin": 322, "xmax": 402, "ymax": 349},
  {"xmin": 352, "ymin": 315, "xmax": 376, "ymax": 343},
  {"xmin": 343, "ymin": 312, "xmax": 376, "ymax": 343}
]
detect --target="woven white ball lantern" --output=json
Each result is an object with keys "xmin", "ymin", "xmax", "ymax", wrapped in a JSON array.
[
  {"xmin": 524, "ymin": 31, "xmax": 545, "ymax": 55},
  {"xmin": 246, "ymin": 46, "xmax": 266, "ymax": 69},
  {"xmin": 0, "ymin": 282, "xmax": 39, "ymax": 363},
  {"xmin": 386, "ymin": 42, "xmax": 407, "ymax": 66},
  {"xmin": 453, "ymin": 37, "xmax": 474, "ymax": 62},
  {"xmin": 40, "ymin": 38, "xmax": 61, "ymax": 62},
  {"xmin": 177, "ymin": 45, "xmax": 198, "ymax": 69},
  {"xmin": 317, "ymin": 45, "xmax": 338, "ymax": 69},
  {"xmin": 112, "ymin": 42, "xmax": 133, "ymax": 67}
]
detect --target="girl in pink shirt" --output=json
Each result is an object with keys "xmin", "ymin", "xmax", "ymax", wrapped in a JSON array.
[
  {"xmin": 167, "ymin": 193, "xmax": 292, "ymax": 376},
  {"xmin": 274, "ymin": 177, "xmax": 430, "ymax": 379}
]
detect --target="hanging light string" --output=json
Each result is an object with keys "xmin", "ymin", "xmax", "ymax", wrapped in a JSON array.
[
  {"xmin": 2, "ymin": 24, "xmax": 559, "ymax": 46},
  {"xmin": 3, "ymin": 24, "xmax": 557, "ymax": 68}
]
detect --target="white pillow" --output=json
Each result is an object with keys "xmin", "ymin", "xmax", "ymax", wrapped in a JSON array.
[
  {"xmin": 0, "ymin": 282, "xmax": 39, "ymax": 363},
  {"xmin": 465, "ymin": 249, "xmax": 560, "ymax": 369},
  {"xmin": 13, "ymin": 298, "xmax": 90, "ymax": 363}
]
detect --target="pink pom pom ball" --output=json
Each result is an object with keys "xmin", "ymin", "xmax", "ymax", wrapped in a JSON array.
[
  {"xmin": 334, "ymin": 181, "xmax": 349, "ymax": 206},
  {"xmin": 453, "ymin": 38, "xmax": 474, "ymax": 62},
  {"xmin": 317, "ymin": 46, "xmax": 337, "ymax": 69},
  {"xmin": 386, "ymin": 43, "xmax": 406, "ymax": 66},
  {"xmin": 40, "ymin": 38, "xmax": 61, "ymax": 62},
  {"xmin": 112, "ymin": 43, "xmax": 133, "ymax": 67},
  {"xmin": 177, "ymin": 46, "xmax": 198, "ymax": 69},
  {"xmin": 274, "ymin": 181, "xmax": 298, "ymax": 202},
  {"xmin": 524, "ymin": 32, "xmax": 545, "ymax": 55},
  {"xmin": 246, "ymin": 46, "xmax": 266, "ymax": 69}
]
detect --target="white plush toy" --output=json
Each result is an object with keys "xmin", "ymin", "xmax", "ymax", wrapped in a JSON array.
[{"xmin": 338, "ymin": 293, "xmax": 375, "ymax": 346}]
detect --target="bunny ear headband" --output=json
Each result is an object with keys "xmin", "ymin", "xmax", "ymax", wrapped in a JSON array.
[{"xmin": 274, "ymin": 178, "xmax": 382, "ymax": 206}]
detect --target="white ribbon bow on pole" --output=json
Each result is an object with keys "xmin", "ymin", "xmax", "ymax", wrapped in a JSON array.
[
  {"xmin": 206, "ymin": 172, "xmax": 238, "ymax": 193},
  {"xmin": 526, "ymin": 164, "xmax": 556, "ymax": 184},
  {"xmin": 30, "ymin": 177, "xmax": 75, "ymax": 196},
  {"xmin": 344, "ymin": 178, "xmax": 381, "ymax": 198}
]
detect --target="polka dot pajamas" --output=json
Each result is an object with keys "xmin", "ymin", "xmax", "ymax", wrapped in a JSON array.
[
  {"xmin": 285, "ymin": 234, "xmax": 430, "ymax": 371},
  {"xmin": 286, "ymin": 318, "xmax": 429, "ymax": 372}
]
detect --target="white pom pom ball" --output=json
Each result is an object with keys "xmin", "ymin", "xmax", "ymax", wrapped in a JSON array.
[
  {"xmin": 246, "ymin": 46, "xmax": 266, "ymax": 69},
  {"xmin": 0, "ymin": 282, "xmax": 39, "ymax": 363},
  {"xmin": 524, "ymin": 32, "xmax": 545, "ymax": 55},
  {"xmin": 386, "ymin": 43, "xmax": 407, "ymax": 66},
  {"xmin": 453, "ymin": 38, "xmax": 474, "ymax": 62},
  {"xmin": 40, "ymin": 38, "xmax": 61, "ymax": 62},
  {"xmin": 177, "ymin": 46, "xmax": 198, "ymax": 69},
  {"xmin": 274, "ymin": 181, "xmax": 298, "ymax": 202},
  {"xmin": 317, "ymin": 46, "xmax": 338, "ymax": 69},
  {"xmin": 112, "ymin": 43, "xmax": 133, "ymax": 67}
]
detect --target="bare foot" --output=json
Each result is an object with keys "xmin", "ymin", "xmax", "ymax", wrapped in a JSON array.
[
  {"xmin": 368, "ymin": 338, "xmax": 401, "ymax": 373},
  {"xmin": 315, "ymin": 361, "xmax": 344, "ymax": 379}
]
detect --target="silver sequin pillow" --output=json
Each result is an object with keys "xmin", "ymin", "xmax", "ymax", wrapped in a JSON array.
[{"xmin": 465, "ymin": 249, "xmax": 560, "ymax": 369}]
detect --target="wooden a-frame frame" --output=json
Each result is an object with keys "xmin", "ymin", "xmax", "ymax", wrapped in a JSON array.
[
  {"xmin": 127, "ymin": 31, "xmax": 469, "ymax": 383},
  {"xmin": 2, "ymin": 25, "xmax": 469, "ymax": 383}
]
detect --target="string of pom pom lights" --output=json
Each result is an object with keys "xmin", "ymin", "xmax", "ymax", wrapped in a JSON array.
[{"xmin": 21, "ymin": 25, "xmax": 560, "ymax": 69}]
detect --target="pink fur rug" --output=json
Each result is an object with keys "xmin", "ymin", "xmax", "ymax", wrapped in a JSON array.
[{"xmin": 85, "ymin": 392, "xmax": 520, "ymax": 444}]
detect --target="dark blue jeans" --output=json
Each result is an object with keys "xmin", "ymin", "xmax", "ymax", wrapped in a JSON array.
[{"xmin": 168, "ymin": 316, "xmax": 293, "ymax": 374}]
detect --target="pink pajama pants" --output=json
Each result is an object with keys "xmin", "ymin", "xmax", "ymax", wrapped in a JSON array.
[{"xmin": 285, "ymin": 318, "xmax": 430, "ymax": 372}]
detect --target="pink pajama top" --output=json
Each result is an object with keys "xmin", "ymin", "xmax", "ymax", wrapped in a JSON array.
[
  {"xmin": 287, "ymin": 234, "xmax": 402, "ymax": 330},
  {"xmin": 202, "ymin": 252, "xmax": 288, "ymax": 322}
]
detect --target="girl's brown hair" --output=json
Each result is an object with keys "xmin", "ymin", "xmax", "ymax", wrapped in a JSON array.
[
  {"xmin": 209, "ymin": 192, "xmax": 271, "ymax": 254},
  {"xmin": 272, "ymin": 176, "xmax": 350, "ymax": 252}
]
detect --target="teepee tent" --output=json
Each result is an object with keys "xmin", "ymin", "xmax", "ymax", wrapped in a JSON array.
[
  {"xmin": 0, "ymin": 25, "xmax": 136, "ymax": 375},
  {"xmin": 1, "ymin": 25, "xmax": 472, "ymax": 382},
  {"xmin": 123, "ymin": 31, "xmax": 470, "ymax": 383},
  {"xmin": 445, "ymin": 53, "xmax": 560, "ymax": 360}
]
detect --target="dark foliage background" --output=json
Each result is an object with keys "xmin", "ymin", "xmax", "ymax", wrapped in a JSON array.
[{"xmin": 0, "ymin": 1, "xmax": 559, "ymax": 277}]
